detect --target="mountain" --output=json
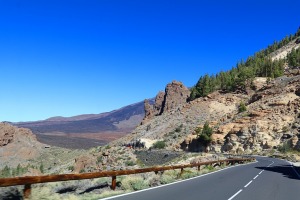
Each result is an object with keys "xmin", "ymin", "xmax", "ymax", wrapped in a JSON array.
[
  {"xmin": 15, "ymin": 99, "xmax": 154, "ymax": 149},
  {"xmin": 111, "ymin": 30, "xmax": 300, "ymax": 157}
]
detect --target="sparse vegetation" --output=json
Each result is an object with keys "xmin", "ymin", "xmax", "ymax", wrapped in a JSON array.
[
  {"xmin": 97, "ymin": 156, "xmax": 103, "ymax": 164},
  {"xmin": 0, "ymin": 164, "xmax": 28, "ymax": 178},
  {"xmin": 238, "ymin": 101, "xmax": 247, "ymax": 113},
  {"xmin": 121, "ymin": 175, "xmax": 149, "ymax": 191},
  {"xmin": 278, "ymin": 142, "xmax": 292, "ymax": 153},
  {"xmin": 125, "ymin": 160, "xmax": 135, "ymax": 166},
  {"xmin": 68, "ymin": 166, "xmax": 74, "ymax": 171},
  {"xmin": 152, "ymin": 141, "xmax": 166, "ymax": 149},
  {"xmin": 282, "ymin": 126, "xmax": 289, "ymax": 132},
  {"xmin": 175, "ymin": 124, "xmax": 183, "ymax": 132},
  {"xmin": 188, "ymin": 28, "xmax": 300, "ymax": 101},
  {"xmin": 39, "ymin": 163, "xmax": 44, "ymax": 174}
]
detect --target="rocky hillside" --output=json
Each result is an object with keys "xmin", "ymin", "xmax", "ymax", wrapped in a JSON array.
[
  {"xmin": 112, "ymin": 37, "xmax": 300, "ymax": 156},
  {"xmin": 0, "ymin": 122, "xmax": 42, "ymax": 169},
  {"xmin": 15, "ymin": 100, "xmax": 150, "ymax": 149},
  {"xmin": 0, "ymin": 122, "xmax": 85, "ymax": 176}
]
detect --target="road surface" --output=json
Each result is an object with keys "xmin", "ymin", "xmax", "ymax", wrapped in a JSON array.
[{"xmin": 103, "ymin": 156, "xmax": 300, "ymax": 200}]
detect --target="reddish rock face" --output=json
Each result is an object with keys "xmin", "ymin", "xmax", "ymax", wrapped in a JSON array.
[
  {"xmin": 142, "ymin": 80, "xmax": 190, "ymax": 123},
  {"xmin": 154, "ymin": 91, "xmax": 165, "ymax": 115},
  {"xmin": 0, "ymin": 123, "xmax": 15, "ymax": 146},
  {"xmin": 162, "ymin": 81, "xmax": 190, "ymax": 113},
  {"xmin": 0, "ymin": 123, "xmax": 37, "ymax": 147}
]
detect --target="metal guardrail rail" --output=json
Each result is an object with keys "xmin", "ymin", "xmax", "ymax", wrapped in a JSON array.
[{"xmin": 0, "ymin": 157, "xmax": 255, "ymax": 199}]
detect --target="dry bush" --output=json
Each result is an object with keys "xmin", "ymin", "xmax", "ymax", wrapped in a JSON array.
[{"xmin": 121, "ymin": 175, "xmax": 149, "ymax": 191}]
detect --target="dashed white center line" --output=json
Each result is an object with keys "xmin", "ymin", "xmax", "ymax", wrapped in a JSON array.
[
  {"xmin": 228, "ymin": 189, "xmax": 243, "ymax": 200},
  {"xmin": 227, "ymin": 159, "xmax": 274, "ymax": 200},
  {"xmin": 244, "ymin": 180, "xmax": 253, "ymax": 188}
]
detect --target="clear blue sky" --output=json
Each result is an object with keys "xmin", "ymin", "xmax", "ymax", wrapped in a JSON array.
[{"xmin": 0, "ymin": 0, "xmax": 299, "ymax": 122}]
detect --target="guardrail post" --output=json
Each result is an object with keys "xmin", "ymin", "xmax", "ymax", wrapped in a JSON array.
[
  {"xmin": 23, "ymin": 184, "xmax": 31, "ymax": 199},
  {"xmin": 179, "ymin": 168, "xmax": 184, "ymax": 177},
  {"xmin": 111, "ymin": 176, "xmax": 116, "ymax": 190}
]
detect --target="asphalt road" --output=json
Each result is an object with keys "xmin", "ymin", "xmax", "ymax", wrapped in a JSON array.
[{"xmin": 103, "ymin": 156, "xmax": 300, "ymax": 200}]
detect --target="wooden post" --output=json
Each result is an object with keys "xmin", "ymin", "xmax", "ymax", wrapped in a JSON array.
[
  {"xmin": 23, "ymin": 184, "xmax": 31, "ymax": 199},
  {"xmin": 179, "ymin": 168, "xmax": 184, "ymax": 177},
  {"xmin": 111, "ymin": 176, "xmax": 116, "ymax": 190},
  {"xmin": 197, "ymin": 166, "xmax": 200, "ymax": 171}
]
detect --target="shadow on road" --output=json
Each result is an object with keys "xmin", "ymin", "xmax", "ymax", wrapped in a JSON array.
[{"xmin": 256, "ymin": 165, "xmax": 300, "ymax": 180}]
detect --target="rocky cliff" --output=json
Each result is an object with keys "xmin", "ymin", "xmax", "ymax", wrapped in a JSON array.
[
  {"xmin": 142, "ymin": 80, "xmax": 190, "ymax": 124},
  {"xmin": 0, "ymin": 123, "xmax": 85, "ymax": 176},
  {"xmin": 114, "ymin": 73, "xmax": 300, "ymax": 155},
  {"xmin": 0, "ymin": 123, "xmax": 42, "ymax": 168}
]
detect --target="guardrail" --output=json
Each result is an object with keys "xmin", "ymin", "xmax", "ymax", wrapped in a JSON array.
[{"xmin": 0, "ymin": 157, "xmax": 255, "ymax": 199}]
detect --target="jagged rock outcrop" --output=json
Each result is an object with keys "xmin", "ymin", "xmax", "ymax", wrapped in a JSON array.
[
  {"xmin": 0, "ymin": 122, "xmax": 37, "ymax": 147},
  {"xmin": 142, "ymin": 81, "xmax": 190, "ymax": 123},
  {"xmin": 162, "ymin": 81, "xmax": 190, "ymax": 113},
  {"xmin": 0, "ymin": 122, "xmax": 42, "ymax": 169},
  {"xmin": 143, "ymin": 99, "xmax": 154, "ymax": 120},
  {"xmin": 154, "ymin": 91, "xmax": 165, "ymax": 114}
]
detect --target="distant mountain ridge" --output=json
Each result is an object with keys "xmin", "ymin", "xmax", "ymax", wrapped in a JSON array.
[{"xmin": 14, "ymin": 99, "xmax": 154, "ymax": 149}]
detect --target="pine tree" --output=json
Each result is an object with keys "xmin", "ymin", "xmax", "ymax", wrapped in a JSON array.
[{"xmin": 197, "ymin": 122, "xmax": 213, "ymax": 147}]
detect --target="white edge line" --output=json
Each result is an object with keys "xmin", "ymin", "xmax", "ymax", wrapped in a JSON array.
[
  {"xmin": 287, "ymin": 161, "xmax": 300, "ymax": 179},
  {"xmin": 253, "ymin": 175, "xmax": 259, "ymax": 179},
  {"xmin": 258, "ymin": 171, "xmax": 263, "ymax": 174},
  {"xmin": 101, "ymin": 161, "xmax": 257, "ymax": 200},
  {"xmin": 228, "ymin": 189, "xmax": 243, "ymax": 200},
  {"xmin": 291, "ymin": 167, "xmax": 300, "ymax": 179},
  {"xmin": 244, "ymin": 180, "xmax": 252, "ymax": 188}
]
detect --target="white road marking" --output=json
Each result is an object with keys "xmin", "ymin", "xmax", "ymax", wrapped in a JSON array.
[
  {"xmin": 291, "ymin": 167, "xmax": 300, "ymax": 179},
  {"xmin": 244, "ymin": 180, "xmax": 253, "ymax": 188},
  {"xmin": 101, "ymin": 161, "xmax": 256, "ymax": 200},
  {"xmin": 267, "ymin": 161, "xmax": 274, "ymax": 168},
  {"xmin": 228, "ymin": 189, "xmax": 243, "ymax": 200},
  {"xmin": 287, "ymin": 161, "xmax": 300, "ymax": 179},
  {"xmin": 253, "ymin": 175, "xmax": 259, "ymax": 179},
  {"xmin": 258, "ymin": 170, "xmax": 263, "ymax": 174}
]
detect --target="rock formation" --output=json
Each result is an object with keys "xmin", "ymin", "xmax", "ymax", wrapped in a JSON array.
[
  {"xmin": 120, "ymin": 72, "xmax": 300, "ymax": 155},
  {"xmin": 0, "ymin": 122, "xmax": 37, "ymax": 147},
  {"xmin": 162, "ymin": 81, "xmax": 190, "ymax": 113},
  {"xmin": 0, "ymin": 122, "xmax": 41, "ymax": 169},
  {"xmin": 142, "ymin": 80, "xmax": 190, "ymax": 123}
]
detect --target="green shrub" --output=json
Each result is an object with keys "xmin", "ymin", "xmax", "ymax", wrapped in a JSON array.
[
  {"xmin": 121, "ymin": 176, "xmax": 149, "ymax": 191},
  {"xmin": 152, "ymin": 141, "xmax": 166, "ymax": 149},
  {"xmin": 68, "ymin": 166, "xmax": 74, "ymax": 171},
  {"xmin": 180, "ymin": 169, "xmax": 199, "ymax": 179},
  {"xmin": 175, "ymin": 124, "xmax": 183, "ymax": 133},
  {"xmin": 278, "ymin": 142, "xmax": 292, "ymax": 153},
  {"xmin": 238, "ymin": 101, "xmax": 247, "ymax": 113},
  {"xmin": 97, "ymin": 156, "xmax": 103, "ymax": 164},
  {"xmin": 206, "ymin": 165, "xmax": 215, "ymax": 171},
  {"xmin": 0, "ymin": 166, "xmax": 11, "ymax": 178},
  {"xmin": 125, "ymin": 161, "xmax": 135, "ymax": 166},
  {"xmin": 39, "ymin": 163, "xmax": 44, "ymax": 173},
  {"xmin": 160, "ymin": 170, "xmax": 177, "ymax": 184}
]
